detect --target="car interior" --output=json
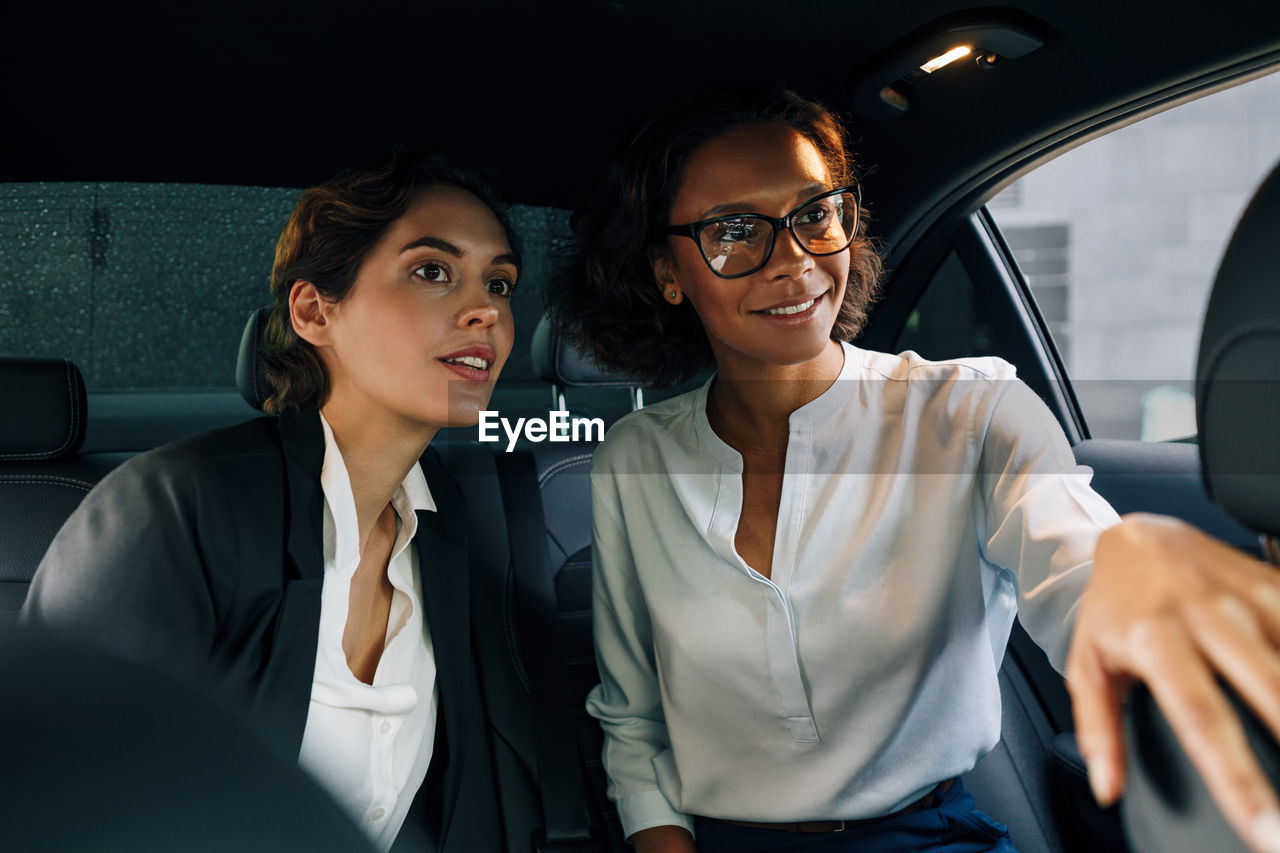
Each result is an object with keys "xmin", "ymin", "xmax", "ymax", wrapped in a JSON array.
[{"xmin": 3, "ymin": 1, "xmax": 1280, "ymax": 851}]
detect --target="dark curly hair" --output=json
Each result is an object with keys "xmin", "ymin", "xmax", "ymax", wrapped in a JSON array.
[
  {"xmin": 261, "ymin": 150, "xmax": 521, "ymax": 413},
  {"xmin": 550, "ymin": 86, "xmax": 883, "ymax": 387}
]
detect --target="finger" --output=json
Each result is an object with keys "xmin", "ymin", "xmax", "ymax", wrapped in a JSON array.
[
  {"xmin": 1066, "ymin": 638, "xmax": 1129, "ymax": 806},
  {"xmin": 1186, "ymin": 594, "xmax": 1280, "ymax": 740},
  {"xmin": 1131, "ymin": 617, "xmax": 1280, "ymax": 853}
]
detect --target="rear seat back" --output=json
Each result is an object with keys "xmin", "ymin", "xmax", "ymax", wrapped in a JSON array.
[{"xmin": 0, "ymin": 357, "xmax": 118, "ymax": 618}]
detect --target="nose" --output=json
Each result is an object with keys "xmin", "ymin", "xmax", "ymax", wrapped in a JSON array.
[
  {"xmin": 765, "ymin": 226, "xmax": 815, "ymax": 278},
  {"xmin": 459, "ymin": 301, "xmax": 500, "ymax": 328},
  {"xmin": 457, "ymin": 286, "xmax": 501, "ymax": 329}
]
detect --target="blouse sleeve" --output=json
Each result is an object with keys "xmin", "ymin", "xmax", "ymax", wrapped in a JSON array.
[
  {"xmin": 21, "ymin": 448, "xmax": 221, "ymax": 676},
  {"xmin": 975, "ymin": 371, "xmax": 1122, "ymax": 672},
  {"xmin": 583, "ymin": 467, "xmax": 695, "ymax": 839}
]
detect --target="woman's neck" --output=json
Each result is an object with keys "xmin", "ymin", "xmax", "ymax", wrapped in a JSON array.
[
  {"xmin": 706, "ymin": 338, "xmax": 844, "ymax": 448},
  {"xmin": 708, "ymin": 339, "xmax": 846, "ymax": 447},
  {"xmin": 320, "ymin": 400, "xmax": 436, "ymax": 551}
]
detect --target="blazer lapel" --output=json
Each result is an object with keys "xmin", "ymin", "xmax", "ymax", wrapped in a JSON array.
[
  {"xmin": 414, "ymin": 460, "xmax": 471, "ymax": 846},
  {"xmin": 278, "ymin": 409, "xmax": 326, "ymax": 581},
  {"xmin": 246, "ymin": 409, "xmax": 327, "ymax": 760}
]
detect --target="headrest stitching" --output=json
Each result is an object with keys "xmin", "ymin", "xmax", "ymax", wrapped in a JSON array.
[
  {"xmin": 537, "ymin": 453, "xmax": 595, "ymax": 486},
  {"xmin": 0, "ymin": 476, "xmax": 94, "ymax": 491},
  {"xmin": 1199, "ymin": 320, "xmax": 1280, "ymax": 385},
  {"xmin": 63, "ymin": 359, "xmax": 79, "ymax": 456}
]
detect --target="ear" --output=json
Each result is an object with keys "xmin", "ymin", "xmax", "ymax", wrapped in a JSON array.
[
  {"xmin": 288, "ymin": 281, "xmax": 334, "ymax": 346},
  {"xmin": 649, "ymin": 251, "xmax": 684, "ymax": 305}
]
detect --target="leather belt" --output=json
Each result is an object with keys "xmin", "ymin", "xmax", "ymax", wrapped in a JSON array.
[{"xmin": 713, "ymin": 778, "xmax": 955, "ymax": 834}]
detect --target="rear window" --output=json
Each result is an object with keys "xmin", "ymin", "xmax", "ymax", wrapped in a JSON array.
[{"xmin": 0, "ymin": 183, "xmax": 568, "ymax": 391}]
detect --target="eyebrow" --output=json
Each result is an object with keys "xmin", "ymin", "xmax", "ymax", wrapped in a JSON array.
[
  {"xmin": 700, "ymin": 183, "xmax": 831, "ymax": 219},
  {"xmin": 400, "ymin": 236, "xmax": 462, "ymax": 256},
  {"xmin": 400, "ymin": 235, "xmax": 519, "ymax": 268}
]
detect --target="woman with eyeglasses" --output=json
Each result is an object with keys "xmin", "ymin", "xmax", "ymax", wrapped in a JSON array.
[{"xmin": 551, "ymin": 87, "xmax": 1280, "ymax": 853}]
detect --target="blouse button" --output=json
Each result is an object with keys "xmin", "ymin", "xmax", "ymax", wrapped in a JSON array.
[
  {"xmin": 371, "ymin": 806, "xmax": 387, "ymax": 822},
  {"xmin": 379, "ymin": 719, "xmax": 392, "ymax": 735}
]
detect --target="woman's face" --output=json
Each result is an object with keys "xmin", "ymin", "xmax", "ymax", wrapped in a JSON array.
[
  {"xmin": 311, "ymin": 184, "xmax": 517, "ymax": 431},
  {"xmin": 656, "ymin": 122, "xmax": 851, "ymax": 377}
]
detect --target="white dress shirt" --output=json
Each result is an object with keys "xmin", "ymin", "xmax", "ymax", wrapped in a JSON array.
[
  {"xmin": 297, "ymin": 415, "xmax": 438, "ymax": 851},
  {"xmin": 584, "ymin": 343, "xmax": 1121, "ymax": 838}
]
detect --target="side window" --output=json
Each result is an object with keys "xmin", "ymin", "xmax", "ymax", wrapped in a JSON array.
[
  {"xmin": 985, "ymin": 70, "xmax": 1280, "ymax": 441},
  {"xmin": 893, "ymin": 70, "xmax": 1280, "ymax": 442}
]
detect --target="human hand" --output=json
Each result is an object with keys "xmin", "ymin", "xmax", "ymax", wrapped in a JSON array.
[
  {"xmin": 630, "ymin": 824, "xmax": 697, "ymax": 853},
  {"xmin": 1067, "ymin": 512, "xmax": 1280, "ymax": 853}
]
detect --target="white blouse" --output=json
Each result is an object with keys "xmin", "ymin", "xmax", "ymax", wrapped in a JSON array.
[
  {"xmin": 296, "ymin": 415, "xmax": 438, "ymax": 851},
  {"xmin": 584, "ymin": 343, "xmax": 1121, "ymax": 838}
]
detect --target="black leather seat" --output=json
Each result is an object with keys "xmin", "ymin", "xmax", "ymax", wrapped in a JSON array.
[
  {"xmin": 1120, "ymin": 160, "xmax": 1280, "ymax": 851},
  {"xmin": 0, "ymin": 357, "xmax": 120, "ymax": 618}
]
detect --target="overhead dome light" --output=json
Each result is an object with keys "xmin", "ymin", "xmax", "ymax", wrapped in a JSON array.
[
  {"xmin": 920, "ymin": 46, "xmax": 972, "ymax": 74},
  {"xmin": 848, "ymin": 14, "xmax": 1047, "ymax": 120}
]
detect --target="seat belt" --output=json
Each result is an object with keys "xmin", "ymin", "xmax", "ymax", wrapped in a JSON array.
[{"xmin": 495, "ymin": 450, "xmax": 599, "ymax": 853}]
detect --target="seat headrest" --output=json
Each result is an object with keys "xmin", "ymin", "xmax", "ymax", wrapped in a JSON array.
[
  {"xmin": 0, "ymin": 358, "xmax": 87, "ymax": 461},
  {"xmin": 531, "ymin": 313, "xmax": 638, "ymax": 388},
  {"xmin": 1196, "ymin": 160, "xmax": 1280, "ymax": 538},
  {"xmin": 237, "ymin": 307, "xmax": 272, "ymax": 412}
]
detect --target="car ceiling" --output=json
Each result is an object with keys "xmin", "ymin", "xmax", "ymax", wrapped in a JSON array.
[{"xmin": 5, "ymin": 0, "xmax": 1280, "ymax": 259}]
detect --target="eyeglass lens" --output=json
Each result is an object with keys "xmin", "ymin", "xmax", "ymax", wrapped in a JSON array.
[{"xmin": 700, "ymin": 190, "xmax": 858, "ymax": 277}]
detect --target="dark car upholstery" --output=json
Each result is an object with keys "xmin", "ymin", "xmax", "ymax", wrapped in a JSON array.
[{"xmin": 0, "ymin": 357, "xmax": 122, "ymax": 618}]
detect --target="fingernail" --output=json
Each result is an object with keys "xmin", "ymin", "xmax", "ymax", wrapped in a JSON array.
[
  {"xmin": 1087, "ymin": 754, "xmax": 1115, "ymax": 807},
  {"xmin": 1253, "ymin": 810, "xmax": 1280, "ymax": 853}
]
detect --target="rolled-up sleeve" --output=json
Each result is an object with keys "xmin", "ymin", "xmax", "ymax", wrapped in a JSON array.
[{"xmin": 583, "ymin": 469, "xmax": 694, "ymax": 839}]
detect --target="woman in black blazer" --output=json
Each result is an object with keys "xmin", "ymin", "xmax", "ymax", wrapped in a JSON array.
[{"xmin": 22, "ymin": 151, "xmax": 519, "ymax": 852}]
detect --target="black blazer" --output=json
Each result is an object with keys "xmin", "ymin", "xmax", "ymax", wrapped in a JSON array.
[{"xmin": 22, "ymin": 410, "xmax": 500, "ymax": 852}]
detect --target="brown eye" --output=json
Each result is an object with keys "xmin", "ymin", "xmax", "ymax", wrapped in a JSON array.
[
  {"xmin": 487, "ymin": 278, "xmax": 516, "ymax": 297},
  {"xmin": 413, "ymin": 262, "xmax": 450, "ymax": 282}
]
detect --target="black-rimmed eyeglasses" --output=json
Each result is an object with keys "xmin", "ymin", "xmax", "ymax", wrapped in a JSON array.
[{"xmin": 665, "ymin": 185, "xmax": 861, "ymax": 279}]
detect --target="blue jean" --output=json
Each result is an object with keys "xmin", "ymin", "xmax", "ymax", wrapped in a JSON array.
[{"xmin": 692, "ymin": 779, "xmax": 1017, "ymax": 853}]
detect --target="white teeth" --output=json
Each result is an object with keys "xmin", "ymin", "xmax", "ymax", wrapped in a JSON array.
[
  {"xmin": 446, "ymin": 356, "xmax": 490, "ymax": 369},
  {"xmin": 764, "ymin": 297, "xmax": 816, "ymax": 316}
]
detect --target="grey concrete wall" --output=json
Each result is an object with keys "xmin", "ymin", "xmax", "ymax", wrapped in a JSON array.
[{"xmin": 989, "ymin": 70, "xmax": 1280, "ymax": 439}]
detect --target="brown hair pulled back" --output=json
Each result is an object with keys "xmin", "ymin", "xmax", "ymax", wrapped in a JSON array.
[{"xmin": 262, "ymin": 151, "xmax": 520, "ymax": 413}]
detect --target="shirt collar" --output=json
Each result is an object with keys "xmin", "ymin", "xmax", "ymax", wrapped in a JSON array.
[{"xmin": 318, "ymin": 414, "xmax": 437, "ymax": 573}]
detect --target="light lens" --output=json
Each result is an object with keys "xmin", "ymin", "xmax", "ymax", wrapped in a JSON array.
[{"xmin": 920, "ymin": 45, "xmax": 972, "ymax": 74}]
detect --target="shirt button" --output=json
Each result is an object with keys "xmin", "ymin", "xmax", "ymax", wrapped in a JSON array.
[
  {"xmin": 379, "ymin": 720, "xmax": 392, "ymax": 735},
  {"xmin": 371, "ymin": 806, "xmax": 386, "ymax": 822}
]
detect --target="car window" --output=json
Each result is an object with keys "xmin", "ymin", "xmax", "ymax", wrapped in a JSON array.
[
  {"xmin": 0, "ymin": 182, "xmax": 570, "ymax": 395},
  {"xmin": 984, "ymin": 70, "xmax": 1280, "ymax": 441}
]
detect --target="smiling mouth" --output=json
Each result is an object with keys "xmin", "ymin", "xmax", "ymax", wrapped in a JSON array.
[
  {"xmin": 442, "ymin": 355, "xmax": 491, "ymax": 370},
  {"xmin": 760, "ymin": 295, "xmax": 819, "ymax": 315}
]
